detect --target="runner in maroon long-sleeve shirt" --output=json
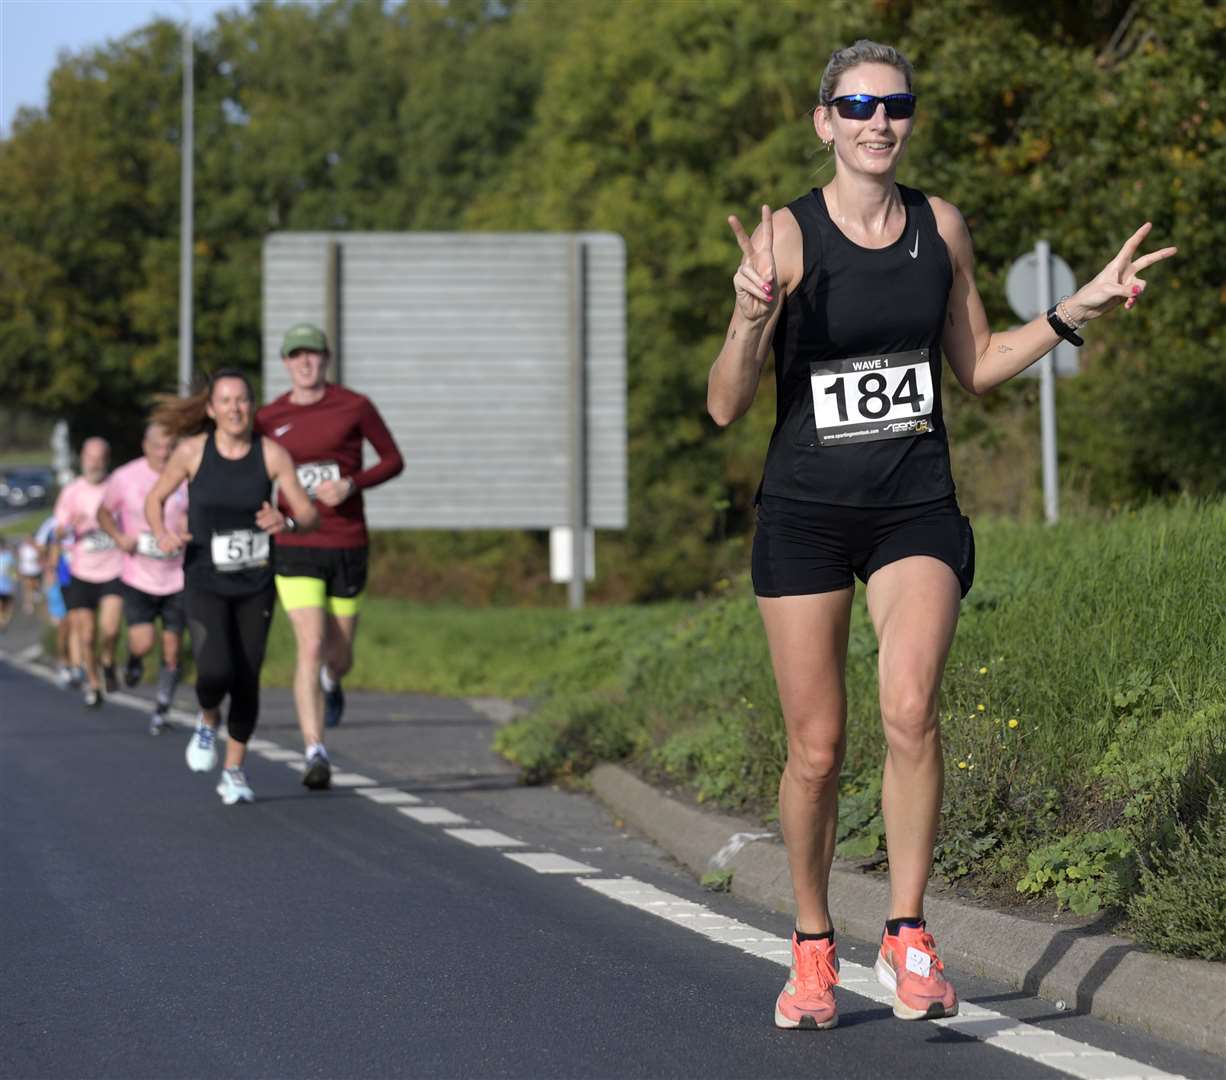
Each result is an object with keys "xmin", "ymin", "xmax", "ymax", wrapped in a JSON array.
[{"xmin": 255, "ymin": 323, "xmax": 405, "ymax": 790}]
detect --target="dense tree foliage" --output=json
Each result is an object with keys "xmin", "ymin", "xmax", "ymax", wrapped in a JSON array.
[{"xmin": 1, "ymin": 0, "xmax": 1220, "ymax": 597}]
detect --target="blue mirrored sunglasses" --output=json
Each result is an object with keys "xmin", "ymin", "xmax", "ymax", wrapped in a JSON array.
[{"xmin": 826, "ymin": 93, "xmax": 916, "ymax": 120}]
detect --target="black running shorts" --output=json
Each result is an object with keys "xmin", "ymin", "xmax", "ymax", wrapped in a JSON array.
[
  {"xmin": 751, "ymin": 494, "xmax": 975, "ymax": 598},
  {"xmin": 63, "ymin": 575, "xmax": 124, "ymax": 611},
  {"xmin": 122, "ymin": 584, "xmax": 186, "ymax": 633},
  {"xmin": 272, "ymin": 544, "xmax": 368, "ymax": 599}
]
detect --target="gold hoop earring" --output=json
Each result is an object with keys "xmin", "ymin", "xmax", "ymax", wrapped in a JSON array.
[{"xmin": 823, "ymin": 139, "xmax": 832, "ymax": 152}]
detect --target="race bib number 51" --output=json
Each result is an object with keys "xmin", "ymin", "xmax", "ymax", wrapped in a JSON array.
[
  {"xmin": 296, "ymin": 461, "xmax": 340, "ymax": 499},
  {"xmin": 210, "ymin": 529, "xmax": 270, "ymax": 573},
  {"xmin": 810, "ymin": 349, "xmax": 934, "ymax": 447}
]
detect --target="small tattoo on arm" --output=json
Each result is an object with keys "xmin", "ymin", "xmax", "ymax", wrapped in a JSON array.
[
  {"xmin": 731, "ymin": 330, "xmax": 737, "ymax": 341},
  {"xmin": 997, "ymin": 344, "xmax": 1014, "ymax": 354}
]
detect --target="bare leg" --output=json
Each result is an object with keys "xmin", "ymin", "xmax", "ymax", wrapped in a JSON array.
[
  {"xmin": 286, "ymin": 605, "xmax": 326, "ymax": 750},
  {"xmin": 96, "ymin": 594, "xmax": 123, "ymax": 668},
  {"xmin": 322, "ymin": 612, "xmax": 359, "ymax": 680},
  {"xmin": 757, "ymin": 588, "xmax": 854, "ymax": 933},
  {"xmin": 72, "ymin": 609, "xmax": 100, "ymax": 689},
  {"xmin": 865, "ymin": 557, "xmax": 961, "ymax": 920},
  {"xmin": 127, "ymin": 623, "xmax": 156, "ymax": 661}
]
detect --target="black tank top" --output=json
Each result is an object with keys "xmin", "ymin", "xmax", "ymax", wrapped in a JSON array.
[
  {"xmin": 184, "ymin": 433, "xmax": 273, "ymax": 595},
  {"xmin": 760, "ymin": 184, "xmax": 955, "ymax": 507}
]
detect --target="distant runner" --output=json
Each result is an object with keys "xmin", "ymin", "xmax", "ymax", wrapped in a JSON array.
[
  {"xmin": 148, "ymin": 369, "xmax": 318, "ymax": 805},
  {"xmin": 49, "ymin": 438, "xmax": 123, "ymax": 707},
  {"xmin": 16, "ymin": 534, "xmax": 42, "ymax": 616},
  {"xmin": 255, "ymin": 323, "xmax": 404, "ymax": 791},
  {"xmin": 97, "ymin": 422, "xmax": 190, "ymax": 734}
]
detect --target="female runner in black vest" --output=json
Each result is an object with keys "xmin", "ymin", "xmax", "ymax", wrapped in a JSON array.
[
  {"xmin": 708, "ymin": 40, "xmax": 1176, "ymax": 1030},
  {"xmin": 146, "ymin": 370, "xmax": 318, "ymax": 805}
]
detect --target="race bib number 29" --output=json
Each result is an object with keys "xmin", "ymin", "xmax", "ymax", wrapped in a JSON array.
[
  {"xmin": 210, "ymin": 529, "xmax": 270, "ymax": 573},
  {"xmin": 810, "ymin": 349, "xmax": 935, "ymax": 446},
  {"xmin": 296, "ymin": 461, "xmax": 340, "ymax": 498}
]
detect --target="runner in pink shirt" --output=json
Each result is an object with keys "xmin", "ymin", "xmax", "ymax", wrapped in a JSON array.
[
  {"xmin": 97, "ymin": 422, "xmax": 190, "ymax": 733},
  {"xmin": 50, "ymin": 437, "xmax": 124, "ymax": 707}
]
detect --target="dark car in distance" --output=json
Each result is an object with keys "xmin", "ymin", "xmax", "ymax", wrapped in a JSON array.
[{"xmin": 0, "ymin": 466, "xmax": 55, "ymax": 509}]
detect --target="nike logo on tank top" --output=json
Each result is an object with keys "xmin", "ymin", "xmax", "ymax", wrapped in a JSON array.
[{"xmin": 762, "ymin": 184, "xmax": 955, "ymax": 508}]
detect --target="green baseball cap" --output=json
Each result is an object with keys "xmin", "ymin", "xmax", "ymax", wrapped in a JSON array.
[{"xmin": 280, "ymin": 322, "xmax": 329, "ymax": 357}]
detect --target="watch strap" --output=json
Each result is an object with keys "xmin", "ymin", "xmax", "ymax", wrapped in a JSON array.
[{"xmin": 1046, "ymin": 305, "xmax": 1084, "ymax": 347}]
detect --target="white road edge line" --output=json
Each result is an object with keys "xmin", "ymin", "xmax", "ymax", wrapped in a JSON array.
[
  {"xmin": 580, "ymin": 878, "xmax": 1184, "ymax": 1080},
  {"xmin": 504, "ymin": 852, "xmax": 599, "ymax": 875},
  {"xmin": 445, "ymin": 828, "xmax": 527, "ymax": 848},
  {"xmin": 397, "ymin": 806, "xmax": 469, "ymax": 826}
]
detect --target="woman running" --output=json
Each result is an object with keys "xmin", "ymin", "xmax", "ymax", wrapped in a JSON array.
[
  {"xmin": 147, "ymin": 370, "xmax": 318, "ymax": 805},
  {"xmin": 708, "ymin": 39, "xmax": 1176, "ymax": 1029}
]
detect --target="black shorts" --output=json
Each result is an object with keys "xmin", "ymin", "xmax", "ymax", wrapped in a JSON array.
[
  {"xmin": 63, "ymin": 575, "xmax": 124, "ymax": 611},
  {"xmin": 752, "ymin": 494, "xmax": 975, "ymax": 598},
  {"xmin": 122, "ymin": 584, "xmax": 186, "ymax": 633},
  {"xmin": 272, "ymin": 544, "xmax": 369, "ymax": 599}
]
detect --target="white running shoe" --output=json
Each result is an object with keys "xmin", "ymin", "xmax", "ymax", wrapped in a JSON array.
[
  {"xmin": 186, "ymin": 722, "xmax": 219, "ymax": 772},
  {"xmin": 216, "ymin": 768, "xmax": 255, "ymax": 805}
]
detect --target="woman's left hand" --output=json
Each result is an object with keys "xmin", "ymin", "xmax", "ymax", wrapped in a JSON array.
[{"xmin": 1068, "ymin": 222, "xmax": 1177, "ymax": 324}]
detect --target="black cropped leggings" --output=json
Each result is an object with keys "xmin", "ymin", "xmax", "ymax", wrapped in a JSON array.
[{"xmin": 185, "ymin": 586, "xmax": 274, "ymax": 745}]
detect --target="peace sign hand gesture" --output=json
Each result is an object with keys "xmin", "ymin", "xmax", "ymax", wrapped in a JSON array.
[
  {"xmin": 1072, "ymin": 222, "xmax": 1177, "ymax": 323},
  {"xmin": 728, "ymin": 205, "xmax": 778, "ymax": 322}
]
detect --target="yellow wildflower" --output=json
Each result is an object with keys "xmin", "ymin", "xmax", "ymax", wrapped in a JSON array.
[
  {"xmin": 1008, "ymin": 718, "xmax": 1020, "ymax": 729},
  {"xmin": 978, "ymin": 666, "xmax": 989, "ymax": 675},
  {"xmin": 977, "ymin": 704, "xmax": 986, "ymax": 713},
  {"xmin": 957, "ymin": 760, "xmax": 968, "ymax": 770}
]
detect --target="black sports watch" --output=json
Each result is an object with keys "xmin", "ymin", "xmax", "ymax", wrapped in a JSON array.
[{"xmin": 1046, "ymin": 304, "xmax": 1084, "ymax": 348}]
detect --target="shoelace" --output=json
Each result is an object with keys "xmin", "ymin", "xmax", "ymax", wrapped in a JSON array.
[
  {"xmin": 794, "ymin": 941, "xmax": 840, "ymax": 992},
  {"xmin": 226, "ymin": 769, "xmax": 248, "ymax": 788},
  {"xmin": 197, "ymin": 726, "xmax": 215, "ymax": 749},
  {"xmin": 904, "ymin": 930, "xmax": 945, "ymax": 976}
]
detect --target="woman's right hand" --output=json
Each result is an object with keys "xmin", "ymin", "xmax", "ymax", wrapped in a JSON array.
[{"xmin": 728, "ymin": 204, "xmax": 778, "ymax": 322}]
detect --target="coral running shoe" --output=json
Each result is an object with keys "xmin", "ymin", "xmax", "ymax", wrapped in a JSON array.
[
  {"xmin": 875, "ymin": 921, "xmax": 959, "ymax": 1020},
  {"xmin": 774, "ymin": 933, "xmax": 839, "ymax": 1029}
]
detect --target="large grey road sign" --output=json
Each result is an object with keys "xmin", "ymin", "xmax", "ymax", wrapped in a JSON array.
[{"xmin": 262, "ymin": 232, "xmax": 627, "ymax": 538}]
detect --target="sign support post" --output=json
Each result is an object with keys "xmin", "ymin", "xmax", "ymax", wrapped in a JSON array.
[
  {"xmin": 567, "ymin": 238, "xmax": 588, "ymax": 609},
  {"xmin": 1036, "ymin": 240, "xmax": 1059, "ymax": 524}
]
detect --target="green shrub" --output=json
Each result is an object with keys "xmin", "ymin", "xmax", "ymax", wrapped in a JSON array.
[
  {"xmin": 1127, "ymin": 782, "xmax": 1226, "ymax": 961},
  {"xmin": 1016, "ymin": 830, "xmax": 1136, "ymax": 915}
]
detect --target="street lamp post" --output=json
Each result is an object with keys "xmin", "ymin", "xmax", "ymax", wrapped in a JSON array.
[{"xmin": 178, "ymin": 16, "xmax": 193, "ymax": 395}]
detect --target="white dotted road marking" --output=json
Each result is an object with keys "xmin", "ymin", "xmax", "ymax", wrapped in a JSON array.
[
  {"xmin": 581, "ymin": 878, "xmax": 1184, "ymax": 1080},
  {"xmin": 444, "ymin": 828, "xmax": 527, "ymax": 848},
  {"xmin": 329, "ymin": 771, "xmax": 377, "ymax": 787},
  {"xmin": 504, "ymin": 852, "xmax": 599, "ymax": 875},
  {"xmin": 257, "ymin": 748, "xmax": 303, "ymax": 762},
  {"xmin": 245, "ymin": 738, "xmax": 280, "ymax": 752},
  {"xmin": 284, "ymin": 761, "xmax": 307, "ymax": 773},
  {"xmin": 397, "ymin": 806, "xmax": 469, "ymax": 826},
  {"xmin": 356, "ymin": 787, "xmax": 422, "ymax": 806}
]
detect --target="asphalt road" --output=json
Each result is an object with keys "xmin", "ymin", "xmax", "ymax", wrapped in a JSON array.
[{"xmin": 1, "ymin": 652, "xmax": 1219, "ymax": 1080}]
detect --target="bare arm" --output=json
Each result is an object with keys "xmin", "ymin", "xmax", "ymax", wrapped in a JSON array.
[
  {"xmin": 707, "ymin": 205, "xmax": 800, "ymax": 427},
  {"xmin": 936, "ymin": 200, "xmax": 1177, "ymax": 396},
  {"xmin": 145, "ymin": 440, "xmax": 198, "ymax": 553},
  {"xmin": 258, "ymin": 441, "xmax": 320, "ymax": 534},
  {"xmin": 96, "ymin": 505, "xmax": 136, "ymax": 555}
]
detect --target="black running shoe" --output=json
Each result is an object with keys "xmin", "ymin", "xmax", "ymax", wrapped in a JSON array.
[
  {"xmin": 302, "ymin": 751, "xmax": 332, "ymax": 791},
  {"xmin": 102, "ymin": 664, "xmax": 119, "ymax": 693},
  {"xmin": 323, "ymin": 682, "xmax": 345, "ymax": 729},
  {"xmin": 149, "ymin": 703, "xmax": 170, "ymax": 735},
  {"xmin": 123, "ymin": 656, "xmax": 144, "ymax": 688}
]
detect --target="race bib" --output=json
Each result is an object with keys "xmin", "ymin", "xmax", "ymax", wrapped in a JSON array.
[
  {"xmin": 81, "ymin": 529, "xmax": 117, "ymax": 553},
  {"xmin": 810, "ymin": 349, "xmax": 935, "ymax": 447},
  {"xmin": 210, "ymin": 529, "xmax": 270, "ymax": 573},
  {"xmin": 136, "ymin": 531, "xmax": 176, "ymax": 560},
  {"xmin": 296, "ymin": 461, "xmax": 340, "ymax": 499}
]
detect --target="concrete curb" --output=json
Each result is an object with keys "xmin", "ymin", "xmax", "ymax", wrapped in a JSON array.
[{"xmin": 590, "ymin": 763, "xmax": 1226, "ymax": 1057}]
